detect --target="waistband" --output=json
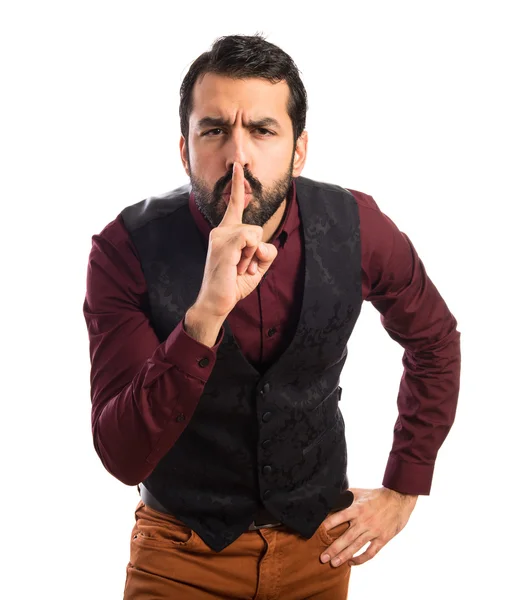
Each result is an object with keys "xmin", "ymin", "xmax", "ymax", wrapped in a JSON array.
[{"xmin": 138, "ymin": 484, "xmax": 354, "ymax": 531}]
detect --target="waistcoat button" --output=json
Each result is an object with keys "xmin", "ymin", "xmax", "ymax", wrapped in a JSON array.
[
  {"xmin": 263, "ymin": 465, "xmax": 272, "ymax": 475},
  {"xmin": 263, "ymin": 489, "xmax": 271, "ymax": 500},
  {"xmin": 262, "ymin": 412, "xmax": 272, "ymax": 422},
  {"xmin": 198, "ymin": 357, "xmax": 209, "ymax": 368},
  {"xmin": 262, "ymin": 439, "xmax": 271, "ymax": 449}
]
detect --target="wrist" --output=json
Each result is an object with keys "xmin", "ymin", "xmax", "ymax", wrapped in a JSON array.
[
  {"xmin": 383, "ymin": 487, "xmax": 419, "ymax": 502},
  {"xmin": 187, "ymin": 302, "xmax": 227, "ymax": 328},
  {"xmin": 184, "ymin": 305, "xmax": 225, "ymax": 348}
]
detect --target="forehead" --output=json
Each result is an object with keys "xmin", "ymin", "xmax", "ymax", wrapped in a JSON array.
[{"xmin": 190, "ymin": 73, "xmax": 291, "ymax": 125}]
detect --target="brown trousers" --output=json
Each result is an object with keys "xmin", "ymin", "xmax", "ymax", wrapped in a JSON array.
[{"xmin": 123, "ymin": 500, "xmax": 351, "ymax": 599}]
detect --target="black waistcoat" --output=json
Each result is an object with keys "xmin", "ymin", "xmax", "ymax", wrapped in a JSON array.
[{"xmin": 120, "ymin": 176, "xmax": 362, "ymax": 552}]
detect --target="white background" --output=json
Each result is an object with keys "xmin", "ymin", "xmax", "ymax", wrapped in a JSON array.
[{"xmin": 1, "ymin": 1, "xmax": 507, "ymax": 598}]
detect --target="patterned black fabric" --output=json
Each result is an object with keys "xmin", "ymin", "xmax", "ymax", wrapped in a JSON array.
[{"xmin": 120, "ymin": 176, "xmax": 362, "ymax": 552}]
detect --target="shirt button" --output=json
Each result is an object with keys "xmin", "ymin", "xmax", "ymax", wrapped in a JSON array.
[
  {"xmin": 262, "ymin": 412, "xmax": 272, "ymax": 422},
  {"xmin": 263, "ymin": 490, "xmax": 272, "ymax": 500},
  {"xmin": 176, "ymin": 413, "xmax": 186, "ymax": 422},
  {"xmin": 268, "ymin": 327, "xmax": 277, "ymax": 337},
  {"xmin": 262, "ymin": 439, "xmax": 271, "ymax": 449},
  {"xmin": 263, "ymin": 465, "xmax": 272, "ymax": 475},
  {"xmin": 198, "ymin": 357, "xmax": 209, "ymax": 368}
]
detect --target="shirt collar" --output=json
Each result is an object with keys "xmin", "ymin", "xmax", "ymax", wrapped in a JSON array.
[{"xmin": 189, "ymin": 179, "xmax": 298, "ymax": 248}]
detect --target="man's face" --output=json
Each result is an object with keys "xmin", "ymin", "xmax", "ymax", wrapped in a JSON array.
[{"xmin": 180, "ymin": 73, "xmax": 306, "ymax": 228}]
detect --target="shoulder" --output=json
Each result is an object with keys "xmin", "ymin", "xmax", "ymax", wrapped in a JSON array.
[
  {"xmin": 296, "ymin": 176, "xmax": 393, "ymax": 237},
  {"xmin": 93, "ymin": 214, "xmax": 131, "ymax": 249},
  {"xmin": 88, "ymin": 214, "xmax": 144, "ymax": 290},
  {"xmin": 345, "ymin": 188, "xmax": 399, "ymax": 249},
  {"xmin": 345, "ymin": 188, "xmax": 381, "ymax": 212},
  {"xmin": 296, "ymin": 175, "xmax": 356, "ymax": 203},
  {"xmin": 295, "ymin": 176, "xmax": 382, "ymax": 214},
  {"xmin": 120, "ymin": 184, "xmax": 191, "ymax": 233}
]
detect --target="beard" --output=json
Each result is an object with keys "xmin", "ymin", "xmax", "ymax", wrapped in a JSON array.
[{"xmin": 190, "ymin": 158, "xmax": 295, "ymax": 229}]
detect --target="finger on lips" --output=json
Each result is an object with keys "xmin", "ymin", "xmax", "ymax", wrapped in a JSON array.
[
  {"xmin": 231, "ymin": 161, "xmax": 245, "ymax": 221},
  {"xmin": 221, "ymin": 161, "xmax": 245, "ymax": 226}
]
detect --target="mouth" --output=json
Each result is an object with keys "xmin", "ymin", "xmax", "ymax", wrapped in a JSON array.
[
  {"xmin": 223, "ymin": 181, "xmax": 252, "ymax": 194},
  {"xmin": 222, "ymin": 192, "xmax": 253, "ymax": 208}
]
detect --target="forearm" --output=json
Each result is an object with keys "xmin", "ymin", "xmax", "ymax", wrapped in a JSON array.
[
  {"xmin": 84, "ymin": 219, "xmax": 227, "ymax": 486},
  {"xmin": 92, "ymin": 320, "xmax": 221, "ymax": 485},
  {"xmin": 361, "ymin": 213, "xmax": 462, "ymax": 495},
  {"xmin": 383, "ymin": 325, "xmax": 461, "ymax": 495}
]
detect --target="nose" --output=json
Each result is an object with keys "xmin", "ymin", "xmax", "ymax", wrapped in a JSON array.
[{"xmin": 225, "ymin": 129, "xmax": 250, "ymax": 174}]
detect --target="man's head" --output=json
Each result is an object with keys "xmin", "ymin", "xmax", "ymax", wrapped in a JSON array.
[{"xmin": 178, "ymin": 34, "xmax": 308, "ymax": 228}]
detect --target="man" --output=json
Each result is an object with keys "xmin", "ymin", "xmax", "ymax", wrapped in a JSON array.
[{"xmin": 83, "ymin": 34, "xmax": 461, "ymax": 599}]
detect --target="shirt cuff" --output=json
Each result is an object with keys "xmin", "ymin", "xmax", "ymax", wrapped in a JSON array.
[
  {"xmin": 382, "ymin": 453, "xmax": 435, "ymax": 495},
  {"xmin": 163, "ymin": 319, "xmax": 224, "ymax": 383}
]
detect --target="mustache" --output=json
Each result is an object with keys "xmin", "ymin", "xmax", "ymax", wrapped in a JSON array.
[{"xmin": 213, "ymin": 166, "xmax": 263, "ymax": 197}]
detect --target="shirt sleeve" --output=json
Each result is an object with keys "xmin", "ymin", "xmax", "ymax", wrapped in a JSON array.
[
  {"xmin": 83, "ymin": 215, "xmax": 224, "ymax": 486},
  {"xmin": 353, "ymin": 190, "xmax": 461, "ymax": 495}
]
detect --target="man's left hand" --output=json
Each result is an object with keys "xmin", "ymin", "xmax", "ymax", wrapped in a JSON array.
[{"xmin": 320, "ymin": 487, "xmax": 418, "ymax": 567}]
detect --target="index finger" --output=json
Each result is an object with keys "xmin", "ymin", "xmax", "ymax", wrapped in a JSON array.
[{"xmin": 220, "ymin": 162, "xmax": 245, "ymax": 226}]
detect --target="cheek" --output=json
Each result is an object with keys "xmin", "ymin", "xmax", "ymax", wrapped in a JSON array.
[
  {"xmin": 189, "ymin": 151, "xmax": 218, "ymax": 181},
  {"xmin": 258, "ymin": 155, "xmax": 291, "ymax": 186},
  {"xmin": 189, "ymin": 144, "xmax": 216, "ymax": 168},
  {"xmin": 258, "ymin": 141, "xmax": 293, "ymax": 170}
]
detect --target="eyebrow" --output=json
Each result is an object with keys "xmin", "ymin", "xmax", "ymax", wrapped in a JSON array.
[{"xmin": 196, "ymin": 116, "xmax": 281, "ymax": 130}]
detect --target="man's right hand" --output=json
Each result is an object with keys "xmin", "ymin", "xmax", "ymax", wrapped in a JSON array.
[{"xmin": 192, "ymin": 161, "xmax": 278, "ymax": 320}]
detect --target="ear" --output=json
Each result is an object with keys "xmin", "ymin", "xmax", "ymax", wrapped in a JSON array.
[
  {"xmin": 179, "ymin": 135, "xmax": 191, "ymax": 177},
  {"xmin": 292, "ymin": 130, "xmax": 308, "ymax": 178}
]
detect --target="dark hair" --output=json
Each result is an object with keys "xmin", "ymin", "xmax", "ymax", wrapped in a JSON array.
[{"xmin": 179, "ymin": 34, "xmax": 308, "ymax": 144}]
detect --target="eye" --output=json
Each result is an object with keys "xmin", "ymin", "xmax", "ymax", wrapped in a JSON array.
[
  {"xmin": 255, "ymin": 128, "xmax": 274, "ymax": 136},
  {"xmin": 203, "ymin": 128, "xmax": 224, "ymax": 136}
]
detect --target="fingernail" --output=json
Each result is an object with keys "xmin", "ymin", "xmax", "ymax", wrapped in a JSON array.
[{"xmin": 321, "ymin": 554, "xmax": 330, "ymax": 563}]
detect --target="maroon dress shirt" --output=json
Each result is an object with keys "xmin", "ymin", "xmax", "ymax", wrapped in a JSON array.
[{"xmin": 83, "ymin": 180, "xmax": 461, "ymax": 494}]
